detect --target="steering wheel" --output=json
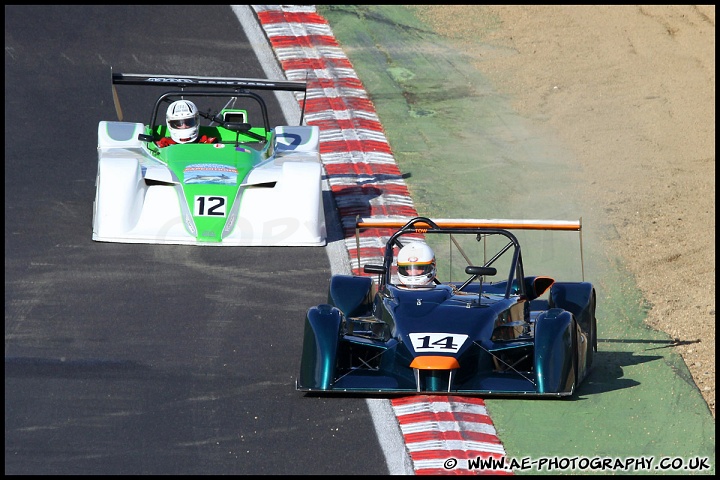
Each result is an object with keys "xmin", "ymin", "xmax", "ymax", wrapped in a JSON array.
[
  {"xmin": 200, "ymin": 111, "xmax": 266, "ymax": 142},
  {"xmin": 222, "ymin": 122, "xmax": 266, "ymax": 142}
]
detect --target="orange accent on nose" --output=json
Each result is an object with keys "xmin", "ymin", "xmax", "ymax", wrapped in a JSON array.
[{"xmin": 410, "ymin": 356, "xmax": 460, "ymax": 370}]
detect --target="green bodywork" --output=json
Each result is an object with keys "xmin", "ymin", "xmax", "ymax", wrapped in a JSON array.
[{"xmin": 143, "ymin": 111, "xmax": 273, "ymax": 242}]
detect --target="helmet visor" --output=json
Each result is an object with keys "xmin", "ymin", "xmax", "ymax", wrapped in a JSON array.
[
  {"xmin": 169, "ymin": 117, "xmax": 197, "ymax": 129},
  {"xmin": 397, "ymin": 263, "xmax": 434, "ymax": 278}
]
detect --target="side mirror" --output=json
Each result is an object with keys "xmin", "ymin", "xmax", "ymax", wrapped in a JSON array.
[
  {"xmin": 363, "ymin": 264, "xmax": 386, "ymax": 274},
  {"xmin": 138, "ymin": 133, "xmax": 154, "ymax": 142},
  {"xmin": 458, "ymin": 266, "xmax": 497, "ymax": 295},
  {"xmin": 465, "ymin": 266, "xmax": 497, "ymax": 277}
]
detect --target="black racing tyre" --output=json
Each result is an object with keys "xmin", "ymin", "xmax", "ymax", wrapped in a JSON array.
[
  {"xmin": 587, "ymin": 290, "xmax": 597, "ymax": 367},
  {"xmin": 570, "ymin": 317, "xmax": 579, "ymax": 397}
]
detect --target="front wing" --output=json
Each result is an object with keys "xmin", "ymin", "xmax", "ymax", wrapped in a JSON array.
[{"xmin": 297, "ymin": 305, "xmax": 582, "ymax": 398}]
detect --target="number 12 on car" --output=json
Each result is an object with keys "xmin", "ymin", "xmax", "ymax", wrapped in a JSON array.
[{"xmin": 194, "ymin": 196, "xmax": 227, "ymax": 216}]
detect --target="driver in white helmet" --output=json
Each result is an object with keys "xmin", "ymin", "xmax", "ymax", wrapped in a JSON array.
[
  {"xmin": 397, "ymin": 242, "xmax": 436, "ymax": 288},
  {"xmin": 156, "ymin": 100, "xmax": 217, "ymax": 148}
]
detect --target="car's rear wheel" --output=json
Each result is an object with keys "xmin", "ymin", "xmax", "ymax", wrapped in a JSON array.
[
  {"xmin": 587, "ymin": 291, "xmax": 597, "ymax": 367},
  {"xmin": 569, "ymin": 317, "xmax": 579, "ymax": 396}
]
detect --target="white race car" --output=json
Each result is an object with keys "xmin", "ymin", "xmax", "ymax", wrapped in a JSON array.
[{"xmin": 92, "ymin": 71, "xmax": 326, "ymax": 246}]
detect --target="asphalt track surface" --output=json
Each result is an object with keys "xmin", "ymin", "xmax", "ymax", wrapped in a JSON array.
[
  {"xmin": 4, "ymin": 6, "xmax": 389, "ymax": 475},
  {"xmin": 5, "ymin": 5, "xmax": 715, "ymax": 476},
  {"xmin": 316, "ymin": 5, "xmax": 715, "ymax": 475}
]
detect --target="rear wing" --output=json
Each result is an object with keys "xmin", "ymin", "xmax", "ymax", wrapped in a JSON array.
[
  {"xmin": 355, "ymin": 217, "xmax": 581, "ymax": 231},
  {"xmin": 109, "ymin": 68, "xmax": 307, "ymax": 124},
  {"xmin": 111, "ymin": 71, "xmax": 307, "ymax": 92},
  {"xmin": 354, "ymin": 216, "xmax": 585, "ymax": 280}
]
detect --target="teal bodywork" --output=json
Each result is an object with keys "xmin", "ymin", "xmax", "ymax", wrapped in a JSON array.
[{"xmin": 298, "ymin": 217, "xmax": 597, "ymax": 397}]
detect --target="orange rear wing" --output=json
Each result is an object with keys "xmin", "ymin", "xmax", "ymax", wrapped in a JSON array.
[
  {"xmin": 355, "ymin": 217, "xmax": 581, "ymax": 231},
  {"xmin": 353, "ymin": 216, "xmax": 585, "ymax": 280}
]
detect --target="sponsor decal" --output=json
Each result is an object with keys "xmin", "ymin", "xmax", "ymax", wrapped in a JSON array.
[
  {"xmin": 147, "ymin": 77, "xmax": 194, "ymax": 83},
  {"xmin": 184, "ymin": 164, "xmax": 237, "ymax": 185}
]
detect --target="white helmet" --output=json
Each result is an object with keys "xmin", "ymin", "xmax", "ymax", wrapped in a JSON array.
[
  {"xmin": 397, "ymin": 243, "xmax": 436, "ymax": 287},
  {"xmin": 166, "ymin": 100, "xmax": 199, "ymax": 144}
]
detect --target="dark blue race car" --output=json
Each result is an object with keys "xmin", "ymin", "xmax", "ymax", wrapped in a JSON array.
[{"xmin": 298, "ymin": 217, "xmax": 597, "ymax": 397}]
